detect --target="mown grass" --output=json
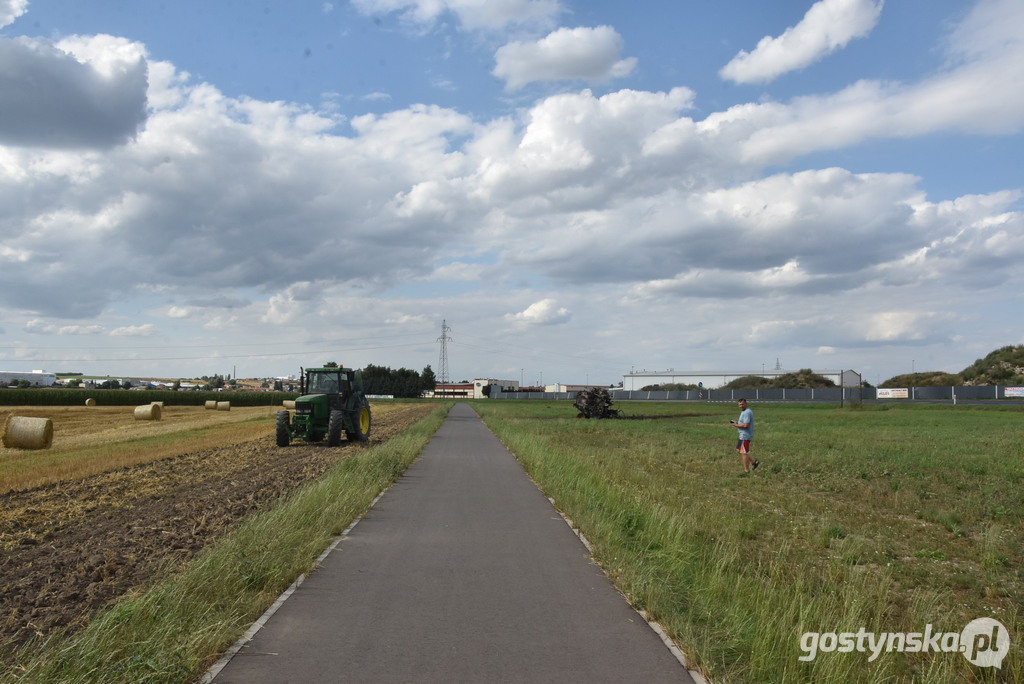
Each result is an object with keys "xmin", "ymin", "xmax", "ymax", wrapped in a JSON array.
[
  {"xmin": 475, "ymin": 400, "xmax": 1023, "ymax": 683},
  {"xmin": 2, "ymin": 403, "xmax": 452, "ymax": 684}
]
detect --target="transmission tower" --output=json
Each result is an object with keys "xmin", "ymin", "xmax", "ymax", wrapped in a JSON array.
[{"xmin": 437, "ymin": 320, "xmax": 452, "ymax": 386}]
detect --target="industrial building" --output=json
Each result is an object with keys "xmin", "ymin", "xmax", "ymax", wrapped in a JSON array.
[
  {"xmin": 426, "ymin": 378, "xmax": 523, "ymax": 399},
  {"xmin": 622, "ymin": 369, "xmax": 847, "ymax": 391},
  {"xmin": 0, "ymin": 370, "xmax": 58, "ymax": 387}
]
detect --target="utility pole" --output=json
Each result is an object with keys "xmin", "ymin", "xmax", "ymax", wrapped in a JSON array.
[{"xmin": 437, "ymin": 320, "xmax": 452, "ymax": 394}]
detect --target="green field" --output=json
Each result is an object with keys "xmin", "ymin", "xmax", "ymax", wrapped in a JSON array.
[{"xmin": 475, "ymin": 400, "xmax": 1022, "ymax": 683}]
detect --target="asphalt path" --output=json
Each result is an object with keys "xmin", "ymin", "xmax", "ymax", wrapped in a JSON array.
[{"xmin": 211, "ymin": 403, "xmax": 694, "ymax": 683}]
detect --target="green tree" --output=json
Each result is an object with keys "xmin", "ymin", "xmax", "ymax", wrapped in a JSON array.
[
  {"xmin": 421, "ymin": 365, "xmax": 436, "ymax": 393},
  {"xmin": 361, "ymin": 364, "xmax": 425, "ymax": 398}
]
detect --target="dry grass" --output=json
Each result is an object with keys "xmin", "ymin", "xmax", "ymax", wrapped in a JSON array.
[{"xmin": 0, "ymin": 403, "xmax": 416, "ymax": 494}]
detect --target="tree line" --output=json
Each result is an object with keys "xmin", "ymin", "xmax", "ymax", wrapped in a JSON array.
[{"xmin": 360, "ymin": 363, "xmax": 436, "ymax": 398}]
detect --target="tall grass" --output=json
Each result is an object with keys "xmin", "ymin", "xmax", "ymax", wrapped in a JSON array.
[
  {"xmin": 475, "ymin": 401, "xmax": 1022, "ymax": 683},
  {"xmin": 3, "ymin": 404, "xmax": 451, "ymax": 684}
]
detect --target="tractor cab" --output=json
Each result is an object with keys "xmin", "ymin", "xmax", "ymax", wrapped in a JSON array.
[{"xmin": 305, "ymin": 370, "xmax": 346, "ymax": 396}]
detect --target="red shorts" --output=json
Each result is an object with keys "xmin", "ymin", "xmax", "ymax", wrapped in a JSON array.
[{"xmin": 736, "ymin": 439, "xmax": 751, "ymax": 454}]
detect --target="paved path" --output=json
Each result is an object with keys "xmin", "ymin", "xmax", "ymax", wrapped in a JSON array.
[{"xmin": 211, "ymin": 403, "xmax": 695, "ymax": 683}]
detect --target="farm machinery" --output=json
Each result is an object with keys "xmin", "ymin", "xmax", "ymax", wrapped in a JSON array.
[
  {"xmin": 276, "ymin": 366, "xmax": 372, "ymax": 446},
  {"xmin": 574, "ymin": 387, "xmax": 620, "ymax": 419}
]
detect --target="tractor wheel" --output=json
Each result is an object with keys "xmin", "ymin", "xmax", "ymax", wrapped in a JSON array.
[
  {"xmin": 327, "ymin": 410, "xmax": 344, "ymax": 446},
  {"xmin": 275, "ymin": 410, "xmax": 291, "ymax": 447},
  {"xmin": 347, "ymin": 401, "xmax": 372, "ymax": 442}
]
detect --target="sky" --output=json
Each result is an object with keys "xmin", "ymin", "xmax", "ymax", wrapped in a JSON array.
[{"xmin": 1, "ymin": 0, "xmax": 1022, "ymax": 387}]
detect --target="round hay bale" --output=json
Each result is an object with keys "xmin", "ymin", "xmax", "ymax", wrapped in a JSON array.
[
  {"xmin": 282, "ymin": 400, "xmax": 296, "ymax": 410},
  {"xmin": 204, "ymin": 400, "xmax": 218, "ymax": 410},
  {"xmin": 216, "ymin": 401, "xmax": 231, "ymax": 411},
  {"xmin": 134, "ymin": 404, "xmax": 162, "ymax": 421},
  {"xmin": 151, "ymin": 401, "xmax": 165, "ymax": 408},
  {"xmin": 3, "ymin": 416, "xmax": 54, "ymax": 450},
  {"xmin": 85, "ymin": 398, "xmax": 97, "ymax": 407}
]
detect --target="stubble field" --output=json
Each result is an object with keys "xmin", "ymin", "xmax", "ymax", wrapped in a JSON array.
[{"xmin": 0, "ymin": 402, "xmax": 436, "ymax": 656}]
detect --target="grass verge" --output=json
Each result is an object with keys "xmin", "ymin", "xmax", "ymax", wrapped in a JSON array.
[
  {"xmin": 2, "ymin": 403, "xmax": 451, "ymax": 684},
  {"xmin": 475, "ymin": 400, "xmax": 1022, "ymax": 683}
]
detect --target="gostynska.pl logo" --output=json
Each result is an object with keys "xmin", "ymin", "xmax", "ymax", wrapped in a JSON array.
[{"xmin": 799, "ymin": 618, "xmax": 1009, "ymax": 668}]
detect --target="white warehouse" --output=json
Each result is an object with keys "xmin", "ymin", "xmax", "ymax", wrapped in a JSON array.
[
  {"xmin": 622, "ymin": 369, "xmax": 846, "ymax": 391},
  {"xmin": 0, "ymin": 370, "xmax": 58, "ymax": 387}
]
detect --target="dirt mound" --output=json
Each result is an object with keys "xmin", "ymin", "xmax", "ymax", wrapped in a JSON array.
[{"xmin": 0, "ymin": 403, "xmax": 436, "ymax": 657}]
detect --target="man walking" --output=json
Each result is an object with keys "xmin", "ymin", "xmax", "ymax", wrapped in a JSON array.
[{"xmin": 730, "ymin": 398, "xmax": 758, "ymax": 473}]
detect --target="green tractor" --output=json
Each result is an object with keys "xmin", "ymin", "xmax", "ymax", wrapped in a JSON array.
[{"xmin": 276, "ymin": 366, "xmax": 372, "ymax": 446}]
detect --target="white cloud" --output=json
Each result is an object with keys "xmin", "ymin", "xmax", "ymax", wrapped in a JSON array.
[
  {"xmin": 506, "ymin": 299, "xmax": 571, "ymax": 327},
  {"xmin": 166, "ymin": 306, "xmax": 191, "ymax": 319},
  {"xmin": 700, "ymin": 3, "xmax": 1024, "ymax": 167},
  {"xmin": 110, "ymin": 324, "xmax": 156, "ymax": 337},
  {"xmin": 0, "ymin": 0, "xmax": 27, "ymax": 28},
  {"xmin": 861, "ymin": 311, "xmax": 937, "ymax": 342},
  {"xmin": 58, "ymin": 325, "xmax": 105, "ymax": 335},
  {"xmin": 423, "ymin": 261, "xmax": 487, "ymax": 281},
  {"xmin": 720, "ymin": 0, "xmax": 884, "ymax": 84},
  {"xmin": 493, "ymin": 26, "xmax": 637, "ymax": 91},
  {"xmin": 24, "ymin": 319, "xmax": 56, "ymax": 335}
]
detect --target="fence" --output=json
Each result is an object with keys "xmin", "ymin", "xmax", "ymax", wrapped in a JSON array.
[{"xmin": 490, "ymin": 386, "xmax": 1021, "ymax": 402}]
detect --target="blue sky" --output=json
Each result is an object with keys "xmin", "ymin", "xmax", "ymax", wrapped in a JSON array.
[{"xmin": 1, "ymin": 0, "xmax": 1021, "ymax": 386}]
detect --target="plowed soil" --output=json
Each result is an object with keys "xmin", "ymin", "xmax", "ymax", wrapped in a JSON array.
[{"xmin": 0, "ymin": 402, "xmax": 437, "ymax": 657}]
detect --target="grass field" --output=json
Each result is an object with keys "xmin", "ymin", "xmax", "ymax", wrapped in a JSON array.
[{"xmin": 475, "ymin": 400, "xmax": 1022, "ymax": 683}]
